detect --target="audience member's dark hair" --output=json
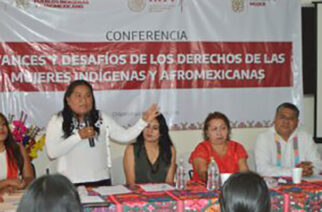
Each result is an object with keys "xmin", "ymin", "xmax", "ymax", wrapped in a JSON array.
[
  {"xmin": 276, "ymin": 102, "xmax": 300, "ymax": 119},
  {"xmin": 134, "ymin": 113, "xmax": 173, "ymax": 165},
  {"xmin": 17, "ymin": 174, "xmax": 82, "ymax": 212},
  {"xmin": 0, "ymin": 113, "xmax": 24, "ymax": 175},
  {"xmin": 219, "ymin": 171, "xmax": 271, "ymax": 212},
  {"xmin": 61, "ymin": 79, "xmax": 99, "ymax": 138},
  {"xmin": 203, "ymin": 111, "xmax": 231, "ymax": 140}
]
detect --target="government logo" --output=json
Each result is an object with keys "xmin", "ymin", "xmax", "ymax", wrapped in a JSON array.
[
  {"xmin": 128, "ymin": 0, "xmax": 146, "ymax": 12},
  {"xmin": 232, "ymin": 0, "xmax": 245, "ymax": 13}
]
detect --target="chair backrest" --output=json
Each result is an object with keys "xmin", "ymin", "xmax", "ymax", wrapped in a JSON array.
[
  {"xmin": 31, "ymin": 163, "xmax": 36, "ymax": 178},
  {"xmin": 188, "ymin": 170, "xmax": 193, "ymax": 180}
]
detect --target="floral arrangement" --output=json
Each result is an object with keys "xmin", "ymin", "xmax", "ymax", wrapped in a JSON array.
[{"xmin": 8, "ymin": 111, "xmax": 45, "ymax": 160}]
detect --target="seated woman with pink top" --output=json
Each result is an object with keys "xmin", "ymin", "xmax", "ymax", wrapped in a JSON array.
[{"xmin": 189, "ymin": 111, "xmax": 249, "ymax": 183}]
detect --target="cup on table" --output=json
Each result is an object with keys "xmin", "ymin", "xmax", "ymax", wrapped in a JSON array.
[
  {"xmin": 292, "ymin": 167, "xmax": 303, "ymax": 184},
  {"xmin": 220, "ymin": 173, "xmax": 232, "ymax": 186}
]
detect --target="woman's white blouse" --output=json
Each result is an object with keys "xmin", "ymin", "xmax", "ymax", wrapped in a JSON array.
[
  {"xmin": 0, "ymin": 150, "xmax": 7, "ymax": 180},
  {"xmin": 45, "ymin": 112, "xmax": 147, "ymax": 184}
]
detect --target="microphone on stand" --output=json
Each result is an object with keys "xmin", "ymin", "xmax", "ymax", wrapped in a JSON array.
[{"xmin": 84, "ymin": 114, "xmax": 95, "ymax": 147}]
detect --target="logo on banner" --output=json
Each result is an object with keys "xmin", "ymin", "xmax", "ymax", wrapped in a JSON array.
[
  {"xmin": 231, "ymin": 0, "xmax": 245, "ymax": 13},
  {"xmin": 249, "ymin": 0, "xmax": 277, "ymax": 7},
  {"xmin": 33, "ymin": 0, "xmax": 90, "ymax": 9},
  {"xmin": 127, "ymin": 0, "xmax": 178, "ymax": 13},
  {"xmin": 149, "ymin": 0, "xmax": 177, "ymax": 12},
  {"xmin": 15, "ymin": 0, "xmax": 30, "ymax": 8},
  {"xmin": 128, "ymin": 0, "xmax": 146, "ymax": 12}
]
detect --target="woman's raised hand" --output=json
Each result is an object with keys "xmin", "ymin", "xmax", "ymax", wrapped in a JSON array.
[{"xmin": 142, "ymin": 103, "xmax": 160, "ymax": 123}]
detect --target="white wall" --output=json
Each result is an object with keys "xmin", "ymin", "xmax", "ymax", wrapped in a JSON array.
[
  {"xmin": 302, "ymin": 0, "xmax": 322, "ymax": 6},
  {"xmin": 33, "ymin": 95, "xmax": 322, "ymax": 184}
]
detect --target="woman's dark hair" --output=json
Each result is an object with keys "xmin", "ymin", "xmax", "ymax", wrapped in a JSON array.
[
  {"xmin": 0, "ymin": 113, "xmax": 24, "ymax": 175},
  {"xmin": 219, "ymin": 171, "xmax": 271, "ymax": 212},
  {"xmin": 17, "ymin": 174, "xmax": 82, "ymax": 212},
  {"xmin": 61, "ymin": 80, "xmax": 99, "ymax": 138},
  {"xmin": 203, "ymin": 111, "xmax": 231, "ymax": 140},
  {"xmin": 134, "ymin": 113, "xmax": 174, "ymax": 165}
]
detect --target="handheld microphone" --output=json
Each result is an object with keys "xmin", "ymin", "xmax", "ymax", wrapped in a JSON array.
[{"xmin": 84, "ymin": 115, "xmax": 95, "ymax": 147}]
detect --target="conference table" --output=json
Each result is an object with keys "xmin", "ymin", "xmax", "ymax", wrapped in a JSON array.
[{"xmin": 82, "ymin": 178, "xmax": 322, "ymax": 212}]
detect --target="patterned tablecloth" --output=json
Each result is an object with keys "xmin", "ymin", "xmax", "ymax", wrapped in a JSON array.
[{"xmin": 83, "ymin": 179, "xmax": 322, "ymax": 212}]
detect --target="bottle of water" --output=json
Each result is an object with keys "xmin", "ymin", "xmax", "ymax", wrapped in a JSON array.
[
  {"xmin": 207, "ymin": 157, "xmax": 219, "ymax": 191},
  {"xmin": 176, "ymin": 158, "xmax": 185, "ymax": 190}
]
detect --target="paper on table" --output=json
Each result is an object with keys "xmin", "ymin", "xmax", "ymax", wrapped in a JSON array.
[
  {"xmin": 93, "ymin": 185, "xmax": 131, "ymax": 196},
  {"xmin": 0, "ymin": 191, "xmax": 24, "ymax": 212},
  {"xmin": 0, "ymin": 202, "xmax": 18, "ymax": 212},
  {"xmin": 303, "ymin": 174, "xmax": 322, "ymax": 182},
  {"xmin": 139, "ymin": 183, "xmax": 174, "ymax": 192},
  {"xmin": 77, "ymin": 186, "xmax": 105, "ymax": 204},
  {"xmin": 79, "ymin": 195, "xmax": 104, "ymax": 204},
  {"xmin": 2, "ymin": 191, "xmax": 24, "ymax": 202}
]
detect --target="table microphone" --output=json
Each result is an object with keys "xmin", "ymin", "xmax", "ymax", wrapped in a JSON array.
[{"xmin": 84, "ymin": 115, "xmax": 95, "ymax": 147}]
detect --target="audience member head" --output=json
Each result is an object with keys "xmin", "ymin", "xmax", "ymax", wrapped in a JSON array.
[
  {"xmin": 17, "ymin": 174, "xmax": 82, "ymax": 212},
  {"xmin": 274, "ymin": 102, "xmax": 299, "ymax": 140},
  {"xmin": 0, "ymin": 113, "xmax": 24, "ymax": 174},
  {"xmin": 135, "ymin": 113, "xmax": 173, "ymax": 164},
  {"xmin": 203, "ymin": 111, "xmax": 231, "ymax": 142},
  {"xmin": 62, "ymin": 80, "xmax": 99, "ymax": 138},
  {"xmin": 219, "ymin": 171, "xmax": 270, "ymax": 212}
]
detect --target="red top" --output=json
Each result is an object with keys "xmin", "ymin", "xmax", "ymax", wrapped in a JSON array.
[
  {"xmin": 6, "ymin": 149, "xmax": 18, "ymax": 179},
  {"xmin": 189, "ymin": 140, "xmax": 248, "ymax": 182}
]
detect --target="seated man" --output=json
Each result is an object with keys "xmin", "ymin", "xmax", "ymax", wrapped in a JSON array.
[{"xmin": 254, "ymin": 102, "xmax": 322, "ymax": 176}]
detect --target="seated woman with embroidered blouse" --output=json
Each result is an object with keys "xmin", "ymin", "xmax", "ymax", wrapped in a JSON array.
[
  {"xmin": 189, "ymin": 111, "xmax": 249, "ymax": 183},
  {"xmin": 0, "ymin": 113, "xmax": 34, "ymax": 193},
  {"xmin": 123, "ymin": 114, "xmax": 176, "ymax": 186}
]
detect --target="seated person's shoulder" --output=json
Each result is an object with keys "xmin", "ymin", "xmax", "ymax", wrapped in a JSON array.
[
  {"xmin": 256, "ymin": 128, "xmax": 274, "ymax": 140},
  {"xmin": 192, "ymin": 141, "xmax": 210, "ymax": 153},
  {"xmin": 170, "ymin": 145, "xmax": 176, "ymax": 154},
  {"xmin": 296, "ymin": 128, "xmax": 311, "ymax": 137},
  {"xmin": 228, "ymin": 140, "xmax": 243, "ymax": 146},
  {"xmin": 125, "ymin": 143, "xmax": 135, "ymax": 151},
  {"xmin": 228, "ymin": 140, "xmax": 248, "ymax": 156},
  {"xmin": 48, "ymin": 113, "xmax": 64, "ymax": 124}
]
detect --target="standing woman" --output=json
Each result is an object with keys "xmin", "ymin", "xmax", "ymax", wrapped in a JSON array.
[
  {"xmin": 46, "ymin": 80, "xmax": 159, "ymax": 186},
  {"xmin": 0, "ymin": 113, "xmax": 34, "ymax": 191},
  {"xmin": 123, "ymin": 114, "xmax": 176, "ymax": 186},
  {"xmin": 189, "ymin": 112, "xmax": 249, "ymax": 183}
]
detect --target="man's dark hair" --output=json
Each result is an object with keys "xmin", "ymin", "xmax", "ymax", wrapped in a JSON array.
[{"xmin": 276, "ymin": 102, "xmax": 300, "ymax": 119}]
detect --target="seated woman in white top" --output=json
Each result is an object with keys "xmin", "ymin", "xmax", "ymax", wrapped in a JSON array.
[
  {"xmin": 0, "ymin": 113, "xmax": 34, "ymax": 192},
  {"xmin": 46, "ymin": 79, "xmax": 159, "ymax": 186}
]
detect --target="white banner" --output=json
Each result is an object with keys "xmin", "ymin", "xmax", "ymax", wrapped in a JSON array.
[{"xmin": 0, "ymin": 0, "xmax": 303, "ymax": 130}]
